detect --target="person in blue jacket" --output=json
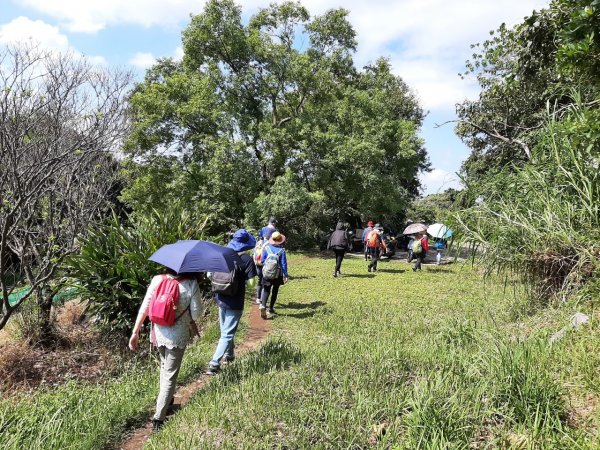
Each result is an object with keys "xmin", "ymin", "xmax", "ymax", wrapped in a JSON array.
[
  {"xmin": 258, "ymin": 231, "xmax": 288, "ymax": 319},
  {"xmin": 258, "ymin": 217, "xmax": 277, "ymax": 239}
]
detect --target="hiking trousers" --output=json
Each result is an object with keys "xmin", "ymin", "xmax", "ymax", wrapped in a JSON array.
[
  {"xmin": 333, "ymin": 249, "xmax": 345, "ymax": 274},
  {"xmin": 367, "ymin": 247, "xmax": 380, "ymax": 270},
  {"xmin": 261, "ymin": 282, "xmax": 281, "ymax": 312},
  {"xmin": 414, "ymin": 252, "xmax": 424, "ymax": 271},
  {"xmin": 155, "ymin": 345, "xmax": 185, "ymax": 421}
]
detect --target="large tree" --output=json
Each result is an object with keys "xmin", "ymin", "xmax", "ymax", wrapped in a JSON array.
[
  {"xmin": 124, "ymin": 0, "xmax": 428, "ymax": 241},
  {"xmin": 0, "ymin": 44, "xmax": 131, "ymax": 339},
  {"xmin": 455, "ymin": 0, "xmax": 599, "ymax": 187}
]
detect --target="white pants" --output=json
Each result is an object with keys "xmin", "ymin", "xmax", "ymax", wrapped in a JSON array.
[{"xmin": 154, "ymin": 345, "xmax": 185, "ymax": 420}]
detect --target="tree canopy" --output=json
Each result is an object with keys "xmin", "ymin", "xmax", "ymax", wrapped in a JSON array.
[{"xmin": 123, "ymin": 0, "xmax": 428, "ymax": 242}]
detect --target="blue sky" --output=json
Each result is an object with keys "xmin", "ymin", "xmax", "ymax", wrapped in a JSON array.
[{"xmin": 0, "ymin": 0, "xmax": 550, "ymax": 195}]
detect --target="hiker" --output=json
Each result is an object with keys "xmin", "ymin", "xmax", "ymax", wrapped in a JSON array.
[
  {"xmin": 366, "ymin": 226, "xmax": 386, "ymax": 272},
  {"xmin": 362, "ymin": 221, "xmax": 374, "ymax": 260},
  {"xmin": 327, "ymin": 222, "xmax": 351, "ymax": 277},
  {"xmin": 259, "ymin": 217, "xmax": 277, "ymax": 239},
  {"xmin": 435, "ymin": 238, "xmax": 446, "ymax": 265},
  {"xmin": 412, "ymin": 233, "xmax": 430, "ymax": 271},
  {"xmin": 206, "ymin": 229, "xmax": 257, "ymax": 376},
  {"xmin": 407, "ymin": 235, "xmax": 415, "ymax": 262},
  {"xmin": 259, "ymin": 231, "xmax": 288, "ymax": 319},
  {"xmin": 129, "ymin": 269, "xmax": 202, "ymax": 431},
  {"xmin": 253, "ymin": 229, "xmax": 273, "ymax": 305}
]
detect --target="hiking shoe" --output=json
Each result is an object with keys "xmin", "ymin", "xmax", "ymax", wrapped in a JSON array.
[
  {"xmin": 333, "ymin": 272, "xmax": 338, "ymax": 278},
  {"xmin": 256, "ymin": 297, "xmax": 261, "ymax": 304},
  {"xmin": 266, "ymin": 310, "xmax": 277, "ymax": 319},
  {"xmin": 259, "ymin": 305, "xmax": 267, "ymax": 319},
  {"xmin": 152, "ymin": 419, "xmax": 165, "ymax": 431},
  {"xmin": 222, "ymin": 356, "xmax": 235, "ymax": 365},
  {"xmin": 368, "ymin": 266, "xmax": 372, "ymax": 272},
  {"xmin": 205, "ymin": 364, "xmax": 220, "ymax": 376}
]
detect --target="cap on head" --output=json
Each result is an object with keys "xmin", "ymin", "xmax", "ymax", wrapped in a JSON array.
[
  {"xmin": 367, "ymin": 220, "xmax": 374, "ymax": 227},
  {"xmin": 269, "ymin": 216, "xmax": 277, "ymax": 225}
]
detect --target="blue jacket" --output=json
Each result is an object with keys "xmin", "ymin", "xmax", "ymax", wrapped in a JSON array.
[
  {"xmin": 362, "ymin": 227, "xmax": 373, "ymax": 241},
  {"xmin": 260, "ymin": 244, "xmax": 288, "ymax": 277},
  {"xmin": 258, "ymin": 224, "xmax": 277, "ymax": 239}
]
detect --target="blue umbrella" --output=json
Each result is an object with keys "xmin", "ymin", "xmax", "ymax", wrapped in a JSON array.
[{"xmin": 148, "ymin": 240, "xmax": 242, "ymax": 273}]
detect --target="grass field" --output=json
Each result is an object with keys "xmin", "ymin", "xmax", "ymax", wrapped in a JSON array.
[
  {"xmin": 146, "ymin": 253, "xmax": 600, "ymax": 449},
  {"xmin": 1, "ymin": 253, "xmax": 599, "ymax": 449}
]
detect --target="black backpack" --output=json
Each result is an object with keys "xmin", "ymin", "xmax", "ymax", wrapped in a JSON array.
[{"xmin": 211, "ymin": 254, "xmax": 244, "ymax": 296}]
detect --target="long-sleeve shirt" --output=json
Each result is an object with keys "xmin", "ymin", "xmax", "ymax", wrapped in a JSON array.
[
  {"xmin": 261, "ymin": 244, "xmax": 288, "ymax": 277},
  {"xmin": 136, "ymin": 275, "xmax": 202, "ymax": 349}
]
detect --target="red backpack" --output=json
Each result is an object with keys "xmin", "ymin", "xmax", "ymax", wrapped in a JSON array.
[{"xmin": 148, "ymin": 275, "xmax": 182, "ymax": 326}]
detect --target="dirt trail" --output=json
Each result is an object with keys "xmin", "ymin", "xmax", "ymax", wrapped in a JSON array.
[{"xmin": 117, "ymin": 303, "xmax": 271, "ymax": 450}]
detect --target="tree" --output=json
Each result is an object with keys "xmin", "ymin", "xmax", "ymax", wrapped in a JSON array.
[
  {"xmin": 0, "ymin": 44, "xmax": 132, "ymax": 340},
  {"xmin": 455, "ymin": 0, "xmax": 599, "ymax": 186},
  {"xmin": 124, "ymin": 0, "xmax": 428, "ymax": 240}
]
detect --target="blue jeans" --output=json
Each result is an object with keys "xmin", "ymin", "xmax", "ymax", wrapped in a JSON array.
[{"xmin": 210, "ymin": 307, "xmax": 243, "ymax": 368}]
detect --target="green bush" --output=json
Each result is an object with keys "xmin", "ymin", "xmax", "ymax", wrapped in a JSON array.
[
  {"xmin": 454, "ymin": 100, "xmax": 600, "ymax": 303},
  {"xmin": 65, "ymin": 208, "xmax": 211, "ymax": 334}
]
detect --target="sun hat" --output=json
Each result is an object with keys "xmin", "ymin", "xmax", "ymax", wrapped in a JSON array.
[
  {"xmin": 269, "ymin": 231, "xmax": 286, "ymax": 245},
  {"xmin": 227, "ymin": 229, "xmax": 257, "ymax": 252},
  {"xmin": 367, "ymin": 220, "xmax": 374, "ymax": 227}
]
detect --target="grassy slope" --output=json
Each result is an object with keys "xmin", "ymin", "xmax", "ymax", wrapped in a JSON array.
[
  {"xmin": 0, "ymin": 309, "xmax": 243, "ymax": 450},
  {"xmin": 147, "ymin": 253, "xmax": 600, "ymax": 449}
]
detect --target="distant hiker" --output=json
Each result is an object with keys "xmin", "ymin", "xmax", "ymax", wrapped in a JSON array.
[
  {"xmin": 259, "ymin": 217, "xmax": 277, "ymax": 239},
  {"xmin": 366, "ymin": 226, "xmax": 386, "ymax": 272},
  {"xmin": 129, "ymin": 269, "xmax": 202, "ymax": 431},
  {"xmin": 412, "ymin": 233, "xmax": 429, "ymax": 272},
  {"xmin": 327, "ymin": 222, "xmax": 351, "ymax": 277},
  {"xmin": 259, "ymin": 231, "xmax": 288, "ymax": 319},
  {"xmin": 362, "ymin": 220, "xmax": 375, "ymax": 260},
  {"xmin": 206, "ymin": 229, "xmax": 257, "ymax": 376},
  {"xmin": 435, "ymin": 238, "xmax": 446, "ymax": 265},
  {"xmin": 407, "ymin": 235, "xmax": 415, "ymax": 262},
  {"xmin": 253, "ymin": 233, "xmax": 271, "ymax": 304}
]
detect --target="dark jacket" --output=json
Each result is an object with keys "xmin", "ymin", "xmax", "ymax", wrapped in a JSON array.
[
  {"xmin": 215, "ymin": 253, "xmax": 257, "ymax": 311},
  {"xmin": 328, "ymin": 223, "xmax": 350, "ymax": 250}
]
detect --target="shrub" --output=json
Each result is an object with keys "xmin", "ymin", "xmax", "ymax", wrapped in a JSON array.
[
  {"xmin": 65, "ymin": 208, "xmax": 211, "ymax": 334},
  {"xmin": 453, "ymin": 101, "xmax": 600, "ymax": 303}
]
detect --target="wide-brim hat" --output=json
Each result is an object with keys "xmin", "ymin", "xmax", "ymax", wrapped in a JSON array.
[
  {"xmin": 227, "ymin": 229, "xmax": 256, "ymax": 252},
  {"xmin": 269, "ymin": 231, "xmax": 286, "ymax": 245}
]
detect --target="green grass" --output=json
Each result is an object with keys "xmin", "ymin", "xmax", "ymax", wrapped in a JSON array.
[
  {"xmin": 2, "ymin": 253, "xmax": 599, "ymax": 449},
  {"xmin": 147, "ymin": 254, "xmax": 600, "ymax": 449},
  {"xmin": 0, "ymin": 309, "xmax": 230, "ymax": 450}
]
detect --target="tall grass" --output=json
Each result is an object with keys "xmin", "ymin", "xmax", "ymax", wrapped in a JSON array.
[{"xmin": 454, "ymin": 101, "xmax": 600, "ymax": 303}]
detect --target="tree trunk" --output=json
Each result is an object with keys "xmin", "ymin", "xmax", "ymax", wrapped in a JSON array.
[{"xmin": 36, "ymin": 288, "xmax": 55, "ymax": 347}]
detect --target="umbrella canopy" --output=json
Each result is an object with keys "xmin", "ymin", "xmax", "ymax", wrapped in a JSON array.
[
  {"xmin": 427, "ymin": 223, "xmax": 453, "ymax": 239},
  {"xmin": 149, "ymin": 240, "xmax": 242, "ymax": 273},
  {"xmin": 403, "ymin": 223, "xmax": 427, "ymax": 235}
]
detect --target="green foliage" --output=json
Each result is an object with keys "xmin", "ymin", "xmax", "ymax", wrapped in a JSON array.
[
  {"xmin": 454, "ymin": 101, "xmax": 600, "ymax": 302},
  {"xmin": 65, "ymin": 209, "xmax": 210, "ymax": 334},
  {"xmin": 123, "ymin": 0, "xmax": 427, "ymax": 240},
  {"xmin": 407, "ymin": 189, "xmax": 460, "ymax": 224}
]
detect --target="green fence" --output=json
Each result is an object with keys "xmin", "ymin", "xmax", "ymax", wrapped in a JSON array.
[{"xmin": 7, "ymin": 287, "xmax": 80, "ymax": 307}]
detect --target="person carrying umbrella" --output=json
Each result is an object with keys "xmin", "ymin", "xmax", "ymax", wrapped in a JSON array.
[
  {"xmin": 206, "ymin": 229, "xmax": 257, "ymax": 375},
  {"xmin": 412, "ymin": 232, "xmax": 429, "ymax": 271},
  {"xmin": 128, "ymin": 269, "xmax": 202, "ymax": 431}
]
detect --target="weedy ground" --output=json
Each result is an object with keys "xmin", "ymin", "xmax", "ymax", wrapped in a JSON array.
[
  {"xmin": 146, "ymin": 253, "xmax": 600, "ymax": 449},
  {"xmin": 2, "ymin": 253, "xmax": 600, "ymax": 449}
]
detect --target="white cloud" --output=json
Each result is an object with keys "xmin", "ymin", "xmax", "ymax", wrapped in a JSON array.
[
  {"xmin": 130, "ymin": 52, "xmax": 156, "ymax": 69},
  {"xmin": 420, "ymin": 168, "xmax": 463, "ymax": 196},
  {"xmin": 0, "ymin": 16, "xmax": 107, "ymax": 64},
  {"xmin": 174, "ymin": 46, "xmax": 184, "ymax": 61},
  {"xmin": 0, "ymin": 16, "xmax": 69, "ymax": 50}
]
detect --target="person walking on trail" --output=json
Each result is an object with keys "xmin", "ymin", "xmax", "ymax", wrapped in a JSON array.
[
  {"xmin": 435, "ymin": 238, "xmax": 446, "ymax": 265},
  {"xmin": 253, "ymin": 230, "xmax": 272, "ymax": 305},
  {"xmin": 129, "ymin": 269, "xmax": 202, "ymax": 431},
  {"xmin": 407, "ymin": 235, "xmax": 415, "ymax": 262},
  {"xmin": 327, "ymin": 222, "xmax": 351, "ymax": 278},
  {"xmin": 412, "ymin": 233, "xmax": 429, "ymax": 272},
  {"xmin": 206, "ymin": 229, "xmax": 257, "ymax": 376},
  {"xmin": 366, "ymin": 226, "xmax": 386, "ymax": 272},
  {"xmin": 259, "ymin": 217, "xmax": 277, "ymax": 239},
  {"xmin": 362, "ymin": 220, "xmax": 375, "ymax": 260},
  {"xmin": 259, "ymin": 231, "xmax": 288, "ymax": 319}
]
